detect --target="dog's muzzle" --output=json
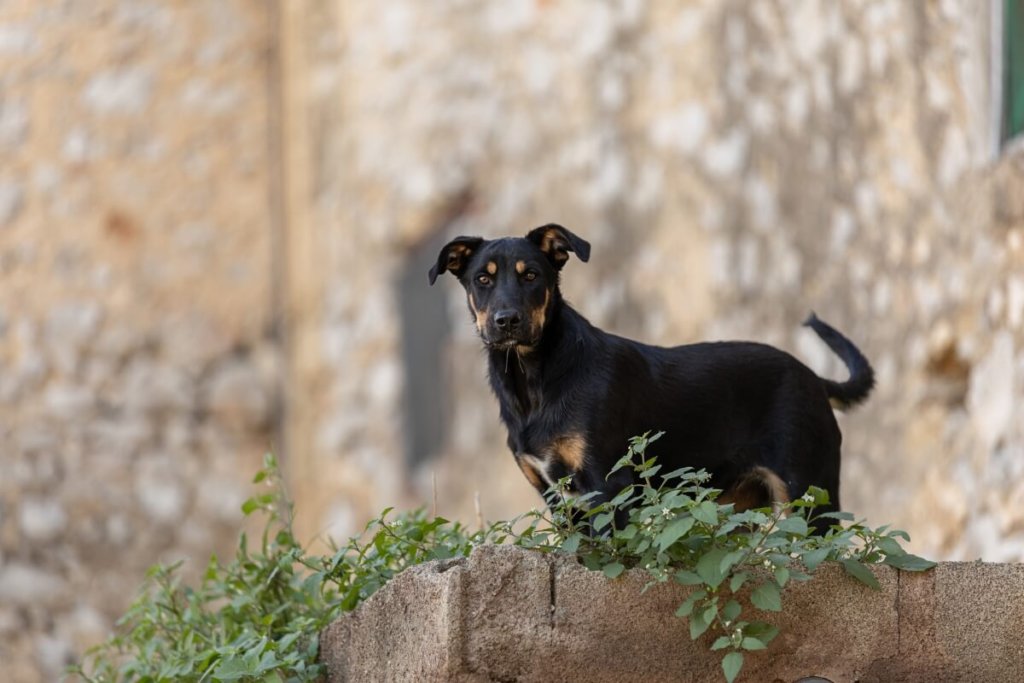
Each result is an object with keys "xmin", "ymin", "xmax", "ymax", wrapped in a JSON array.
[{"xmin": 483, "ymin": 308, "xmax": 540, "ymax": 349}]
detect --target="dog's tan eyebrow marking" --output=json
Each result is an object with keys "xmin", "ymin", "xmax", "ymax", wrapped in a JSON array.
[
  {"xmin": 486, "ymin": 261, "xmax": 498, "ymax": 275},
  {"xmin": 515, "ymin": 260, "xmax": 526, "ymax": 274}
]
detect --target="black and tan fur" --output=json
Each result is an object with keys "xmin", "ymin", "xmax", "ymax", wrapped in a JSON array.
[{"xmin": 429, "ymin": 224, "xmax": 874, "ymax": 531}]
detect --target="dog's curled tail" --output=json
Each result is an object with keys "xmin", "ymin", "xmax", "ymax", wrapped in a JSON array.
[{"xmin": 803, "ymin": 312, "xmax": 875, "ymax": 411}]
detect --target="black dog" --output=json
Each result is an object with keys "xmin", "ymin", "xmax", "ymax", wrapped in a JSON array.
[{"xmin": 429, "ymin": 224, "xmax": 874, "ymax": 530}]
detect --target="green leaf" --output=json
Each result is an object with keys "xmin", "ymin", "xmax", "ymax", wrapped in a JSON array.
[
  {"xmin": 675, "ymin": 590, "xmax": 707, "ymax": 617},
  {"xmin": 875, "ymin": 536, "xmax": 904, "ymax": 556},
  {"xmin": 882, "ymin": 553, "xmax": 936, "ymax": 571},
  {"xmin": 729, "ymin": 572, "xmax": 749, "ymax": 593},
  {"xmin": 592, "ymin": 512, "xmax": 614, "ymax": 532},
  {"xmin": 744, "ymin": 621, "xmax": 780, "ymax": 644},
  {"xmin": 657, "ymin": 516, "xmax": 696, "ymax": 551},
  {"xmin": 692, "ymin": 501, "xmax": 719, "ymax": 525},
  {"xmin": 674, "ymin": 569, "xmax": 704, "ymax": 586},
  {"xmin": 776, "ymin": 516, "xmax": 808, "ymax": 536},
  {"xmin": 718, "ymin": 550, "xmax": 745, "ymax": 575},
  {"xmin": 722, "ymin": 599, "xmax": 742, "ymax": 622},
  {"xmin": 711, "ymin": 636, "xmax": 732, "ymax": 651},
  {"xmin": 609, "ymin": 487, "xmax": 636, "ymax": 506},
  {"xmin": 689, "ymin": 610, "xmax": 713, "ymax": 640},
  {"xmin": 806, "ymin": 486, "xmax": 830, "ymax": 506},
  {"xmin": 741, "ymin": 637, "xmax": 767, "ymax": 651},
  {"xmin": 661, "ymin": 467, "xmax": 696, "ymax": 481},
  {"xmin": 603, "ymin": 562, "xmax": 625, "ymax": 579},
  {"xmin": 841, "ymin": 559, "xmax": 881, "ymax": 590},
  {"xmin": 773, "ymin": 566, "xmax": 790, "ymax": 587},
  {"xmin": 801, "ymin": 547, "xmax": 830, "ymax": 571},
  {"xmin": 722, "ymin": 652, "xmax": 744, "ymax": 683},
  {"xmin": 212, "ymin": 656, "xmax": 253, "ymax": 681},
  {"xmin": 561, "ymin": 532, "xmax": 583, "ymax": 554},
  {"xmin": 696, "ymin": 548, "xmax": 729, "ymax": 590},
  {"xmin": 817, "ymin": 510, "xmax": 855, "ymax": 521},
  {"xmin": 638, "ymin": 464, "xmax": 662, "ymax": 479},
  {"xmin": 750, "ymin": 582, "xmax": 782, "ymax": 612}
]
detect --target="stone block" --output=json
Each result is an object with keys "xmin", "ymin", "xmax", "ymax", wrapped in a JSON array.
[
  {"xmin": 322, "ymin": 546, "xmax": 914, "ymax": 682},
  {"xmin": 320, "ymin": 558, "xmax": 466, "ymax": 683}
]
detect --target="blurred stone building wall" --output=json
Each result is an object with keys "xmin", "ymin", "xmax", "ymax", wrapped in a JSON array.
[
  {"xmin": 0, "ymin": 1, "xmax": 280, "ymax": 680},
  {"xmin": 3, "ymin": 1, "xmax": 1024, "ymax": 681},
  {"xmin": 287, "ymin": 0, "xmax": 1024, "ymax": 565}
]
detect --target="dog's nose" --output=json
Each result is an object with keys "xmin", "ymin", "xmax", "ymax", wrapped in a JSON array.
[{"xmin": 493, "ymin": 309, "xmax": 522, "ymax": 330}]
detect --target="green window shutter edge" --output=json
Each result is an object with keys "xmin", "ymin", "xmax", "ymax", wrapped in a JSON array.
[{"xmin": 1004, "ymin": 0, "xmax": 1024, "ymax": 142}]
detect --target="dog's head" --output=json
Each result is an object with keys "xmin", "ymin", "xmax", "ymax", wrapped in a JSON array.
[{"xmin": 428, "ymin": 224, "xmax": 590, "ymax": 349}]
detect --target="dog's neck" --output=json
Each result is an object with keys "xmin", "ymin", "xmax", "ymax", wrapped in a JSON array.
[{"xmin": 486, "ymin": 292, "xmax": 589, "ymax": 419}]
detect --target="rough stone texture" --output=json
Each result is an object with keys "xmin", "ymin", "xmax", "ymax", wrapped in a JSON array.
[
  {"xmin": 283, "ymin": 0, "xmax": 1024, "ymax": 571},
  {"xmin": 7, "ymin": 1, "xmax": 1024, "ymax": 681},
  {"xmin": 0, "ymin": 1, "xmax": 278, "ymax": 680},
  {"xmin": 321, "ymin": 545, "xmax": 1023, "ymax": 683}
]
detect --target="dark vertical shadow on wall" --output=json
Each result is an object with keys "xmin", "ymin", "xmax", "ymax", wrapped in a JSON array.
[{"xmin": 397, "ymin": 233, "xmax": 451, "ymax": 470}]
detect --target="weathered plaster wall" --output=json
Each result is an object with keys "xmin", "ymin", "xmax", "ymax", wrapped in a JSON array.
[
  {"xmin": 0, "ymin": 2, "xmax": 278, "ymax": 680},
  {"xmin": 285, "ymin": 0, "xmax": 1024, "ymax": 566}
]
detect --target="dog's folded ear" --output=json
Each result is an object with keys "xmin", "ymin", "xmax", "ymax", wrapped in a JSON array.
[
  {"xmin": 428, "ymin": 236, "xmax": 484, "ymax": 285},
  {"xmin": 526, "ymin": 224, "xmax": 591, "ymax": 269}
]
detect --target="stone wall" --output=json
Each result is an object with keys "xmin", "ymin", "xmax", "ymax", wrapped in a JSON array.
[
  {"xmin": 284, "ymin": 0, "xmax": 1024, "ymax": 565},
  {"xmin": 321, "ymin": 545, "xmax": 1024, "ymax": 682},
  {"xmin": 0, "ymin": 2, "xmax": 278, "ymax": 680},
  {"xmin": 4, "ymin": 1, "xmax": 1024, "ymax": 681}
]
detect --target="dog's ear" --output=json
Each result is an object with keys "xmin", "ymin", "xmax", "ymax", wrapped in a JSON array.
[
  {"xmin": 526, "ymin": 224, "xmax": 590, "ymax": 270},
  {"xmin": 428, "ymin": 236, "xmax": 484, "ymax": 285}
]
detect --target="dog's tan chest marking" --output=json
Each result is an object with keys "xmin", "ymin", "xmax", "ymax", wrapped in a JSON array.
[
  {"xmin": 514, "ymin": 433, "xmax": 587, "ymax": 492},
  {"xmin": 516, "ymin": 456, "xmax": 545, "ymax": 489},
  {"xmin": 516, "ymin": 453, "xmax": 554, "ymax": 489},
  {"xmin": 551, "ymin": 433, "xmax": 587, "ymax": 471}
]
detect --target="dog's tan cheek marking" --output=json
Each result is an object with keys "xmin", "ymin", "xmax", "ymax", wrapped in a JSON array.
[
  {"xmin": 469, "ymin": 293, "xmax": 487, "ymax": 333},
  {"xmin": 515, "ymin": 260, "xmax": 526, "ymax": 274},
  {"xmin": 486, "ymin": 261, "xmax": 497, "ymax": 275},
  {"xmin": 530, "ymin": 288, "xmax": 550, "ymax": 334}
]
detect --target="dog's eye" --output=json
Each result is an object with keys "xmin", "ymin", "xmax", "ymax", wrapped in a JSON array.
[
  {"xmin": 476, "ymin": 274, "xmax": 492, "ymax": 286},
  {"xmin": 523, "ymin": 271, "xmax": 537, "ymax": 282}
]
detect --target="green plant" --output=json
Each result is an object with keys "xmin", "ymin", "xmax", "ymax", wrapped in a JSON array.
[
  {"xmin": 528, "ymin": 432, "xmax": 936, "ymax": 682},
  {"xmin": 70, "ymin": 454, "xmax": 500, "ymax": 683},
  {"xmin": 72, "ymin": 441, "xmax": 934, "ymax": 683}
]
